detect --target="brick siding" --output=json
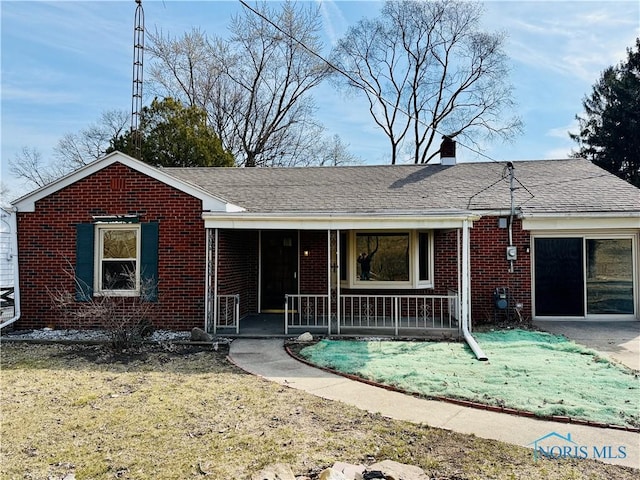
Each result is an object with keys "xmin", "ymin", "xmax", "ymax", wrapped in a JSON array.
[
  {"xmin": 16, "ymin": 162, "xmax": 206, "ymax": 331},
  {"xmin": 215, "ymin": 229, "xmax": 258, "ymax": 316},
  {"xmin": 470, "ymin": 216, "xmax": 532, "ymax": 324}
]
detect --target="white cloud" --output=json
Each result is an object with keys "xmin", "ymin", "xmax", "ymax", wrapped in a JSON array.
[
  {"xmin": 546, "ymin": 120, "xmax": 579, "ymax": 140},
  {"xmin": 544, "ymin": 145, "xmax": 575, "ymax": 160},
  {"xmin": 317, "ymin": 0, "xmax": 349, "ymax": 46},
  {"xmin": 486, "ymin": 1, "xmax": 639, "ymax": 83}
]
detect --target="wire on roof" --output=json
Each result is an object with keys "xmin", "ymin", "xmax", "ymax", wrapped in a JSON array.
[{"xmin": 238, "ymin": 0, "xmax": 537, "ymax": 208}]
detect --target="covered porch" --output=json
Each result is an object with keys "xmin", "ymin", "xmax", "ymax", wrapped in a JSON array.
[{"xmin": 202, "ymin": 211, "xmax": 481, "ymax": 349}]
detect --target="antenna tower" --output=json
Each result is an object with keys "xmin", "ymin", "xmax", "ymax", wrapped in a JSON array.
[{"xmin": 131, "ymin": 0, "xmax": 144, "ymax": 159}]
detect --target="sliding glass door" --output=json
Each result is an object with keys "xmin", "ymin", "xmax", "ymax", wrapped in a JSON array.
[
  {"xmin": 586, "ymin": 239, "xmax": 634, "ymax": 315},
  {"xmin": 534, "ymin": 236, "xmax": 636, "ymax": 318}
]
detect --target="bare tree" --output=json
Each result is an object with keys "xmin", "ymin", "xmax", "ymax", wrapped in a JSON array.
[
  {"xmin": 147, "ymin": 1, "xmax": 332, "ymax": 167},
  {"xmin": 54, "ymin": 109, "xmax": 129, "ymax": 170},
  {"xmin": 331, "ymin": 0, "xmax": 522, "ymax": 164},
  {"xmin": 9, "ymin": 147, "xmax": 65, "ymax": 189},
  {"xmin": 9, "ymin": 110, "xmax": 129, "ymax": 190},
  {"xmin": 311, "ymin": 134, "xmax": 362, "ymax": 166},
  {"xmin": 1, "ymin": 182, "xmax": 14, "ymax": 208}
]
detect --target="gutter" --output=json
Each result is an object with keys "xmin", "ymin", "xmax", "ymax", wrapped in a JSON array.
[
  {"xmin": 0, "ymin": 208, "xmax": 20, "ymax": 330},
  {"xmin": 461, "ymin": 219, "xmax": 488, "ymax": 361}
]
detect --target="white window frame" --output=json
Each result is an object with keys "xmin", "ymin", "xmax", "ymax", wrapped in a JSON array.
[
  {"xmin": 94, "ymin": 223, "xmax": 141, "ymax": 296},
  {"xmin": 343, "ymin": 230, "xmax": 434, "ymax": 289},
  {"xmin": 531, "ymin": 231, "xmax": 638, "ymax": 320}
]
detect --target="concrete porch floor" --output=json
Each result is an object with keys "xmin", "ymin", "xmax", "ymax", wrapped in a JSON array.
[{"xmin": 212, "ymin": 314, "xmax": 461, "ymax": 339}]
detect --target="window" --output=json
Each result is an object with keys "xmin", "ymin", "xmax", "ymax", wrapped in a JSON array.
[
  {"xmin": 356, "ymin": 233, "xmax": 410, "ymax": 282},
  {"xmin": 344, "ymin": 230, "xmax": 433, "ymax": 289},
  {"xmin": 97, "ymin": 226, "xmax": 140, "ymax": 294},
  {"xmin": 339, "ymin": 232, "xmax": 348, "ymax": 282},
  {"xmin": 75, "ymin": 222, "xmax": 158, "ymax": 301}
]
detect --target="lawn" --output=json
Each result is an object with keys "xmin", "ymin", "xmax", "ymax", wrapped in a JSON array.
[
  {"xmin": 299, "ymin": 329, "xmax": 640, "ymax": 428},
  {"xmin": 1, "ymin": 342, "xmax": 638, "ymax": 479}
]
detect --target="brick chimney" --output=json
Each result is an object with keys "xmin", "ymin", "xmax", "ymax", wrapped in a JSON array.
[{"xmin": 440, "ymin": 135, "xmax": 456, "ymax": 165}]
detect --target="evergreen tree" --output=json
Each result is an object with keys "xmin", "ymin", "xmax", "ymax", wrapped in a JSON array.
[
  {"xmin": 111, "ymin": 97, "xmax": 234, "ymax": 167},
  {"xmin": 571, "ymin": 38, "xmax": 640, "ymax": 187}
]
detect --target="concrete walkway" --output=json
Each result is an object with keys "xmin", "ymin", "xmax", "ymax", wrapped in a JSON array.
[{"xmin": 229, "ymin": 339, "xmax": 639, "ymax": 469}]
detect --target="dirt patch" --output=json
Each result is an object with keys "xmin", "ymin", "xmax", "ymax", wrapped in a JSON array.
[{"xmin": 1, "ymin": 342, "xmax": 637, "ymax": 479}]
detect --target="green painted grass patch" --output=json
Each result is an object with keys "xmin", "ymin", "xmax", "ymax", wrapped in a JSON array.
[{"xmin": 299, "ymin": 329, "xmax": 640, "ymax": 428}]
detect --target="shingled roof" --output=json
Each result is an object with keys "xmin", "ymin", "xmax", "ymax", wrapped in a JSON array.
[{"xmin": 164, "ymin": 158, "xmax": 640, "ymax": 216}]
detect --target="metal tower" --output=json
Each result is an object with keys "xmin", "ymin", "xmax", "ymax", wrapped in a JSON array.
[{"xmin": 131, "ymin": 0, "xmax": 144, "ymax": 159}]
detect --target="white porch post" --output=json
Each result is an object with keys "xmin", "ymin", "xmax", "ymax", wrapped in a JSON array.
[
  {"xmin": 213, "ymin": 228, "xmax": 219, "ymax": 335},
  {"xmin": 204, "ymin": 229, "xmax": 212, "ymax": 332},
  {"xmin": 336, "ymin": 229, "xmax": 340, "ymax": 336},
  {"xmin": 461, "ymin": 220, "xmax": 470, "ymax": 328},
  {"xmin": 327, "ymin": 229, "xmax": 331, "ymax": 335}
]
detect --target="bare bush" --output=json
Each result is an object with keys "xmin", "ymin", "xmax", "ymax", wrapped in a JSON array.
[{"xmin": 48, "ymin": 268, "xmax": 157, "ymax": 351}]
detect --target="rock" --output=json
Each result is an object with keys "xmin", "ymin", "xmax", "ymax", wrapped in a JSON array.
[
  {"xmin": 251, "ymin": 463, "xmax": 296, "ymax": 480},
  {"xmin": 365, "ymin": 460, "xmax": 428, "ymax": 480},
  {"xmin": 332, "ymin": 461, "xmax": 366, "ymax": 480},
  {"xmin": 318, "ymin": 467, "xmax": 348, "ymax": 480},
  {"xmin": 297, "ymin": 332, "xmax": 313, "ymax": 342},
  {"xmin": 191, "ymin": 327, "xmax": 212, "ymax": 342},
  {"xmin": 362, "ymin": 472, "xmax": 385, "ymax": 480}
]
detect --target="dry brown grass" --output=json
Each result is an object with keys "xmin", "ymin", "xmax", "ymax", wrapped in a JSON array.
[{"xmin": 1, "ymin": 342, "xmax": 637, "ymax": 479}]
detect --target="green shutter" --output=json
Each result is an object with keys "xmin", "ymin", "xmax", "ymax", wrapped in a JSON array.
[
  {"xmin": 141, "ymin": 222, "xmax": 159, "ymax": 302},
  {"xmin": 75, "ymin": 224, "xmax": 94, "ymax": 301}
]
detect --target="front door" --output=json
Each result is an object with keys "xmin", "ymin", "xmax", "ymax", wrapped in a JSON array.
[{"xmin": 261, "ymin": 231, "xmax": 298, "ymax": 311}]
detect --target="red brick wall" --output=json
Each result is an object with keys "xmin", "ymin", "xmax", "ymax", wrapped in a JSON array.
[
  {"xmin": 434, "ymin": 228, "xmax": 460, "ymax": 296},
  {"xmin": 470, "ymin": 216, "xmax": 532, "ymax": 324},
  {"xmin": 16, "ymin": 162, "xmax": 206, "ymax": 331},
  {"xmin": 216, "ymin": 230, "xmax": 258, "ymax": 316},
  {"xmin": 299, "ymin": 231, "xmax": 328, "ymax": 294}
]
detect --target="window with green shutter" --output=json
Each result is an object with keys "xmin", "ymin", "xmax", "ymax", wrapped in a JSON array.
[{"xmin": 75, "ymin": 222, "xmax": 158, "ymax": 302}]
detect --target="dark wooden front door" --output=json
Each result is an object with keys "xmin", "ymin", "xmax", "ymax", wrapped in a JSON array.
[{"xmin": 261, "ymin": 231, "xmax": 298, "ymax": 311}]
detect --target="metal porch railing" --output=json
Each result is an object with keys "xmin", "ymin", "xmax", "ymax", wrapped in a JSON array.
[
  {"xmin": 285, "ymin": 294, "xmax": 330, "ymax": 334},
  {"xmin": 339, "ymin": 294, "xmax": 459, "ymax": 335},
  {"xmin": 284, "ymin": 293, "xmax": 459, "ymax": 336},
  {"xmin": 212, "ymin": 294, "xmax": 240, "ymax": 334}
]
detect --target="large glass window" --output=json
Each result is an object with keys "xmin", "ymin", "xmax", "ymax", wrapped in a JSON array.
[
  {"xmin": 355, "ymin": 233, "xmax": 410, "ymax": 282},
  {"xmin": 345, "ymin": 231, "xmax": 432, "ymax": 288},
  {"xmin": 586, "ymin": 239, "xmax": 634, "ymax": 314},
  {"xmin": 97, "ymin": 226, "xmax": 140, "ymax": 294}
]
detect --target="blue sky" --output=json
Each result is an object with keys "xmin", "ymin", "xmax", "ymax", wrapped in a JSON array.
[{"xmin": 1, "ymin": 1, "xmax": 639, "ymax": 198}]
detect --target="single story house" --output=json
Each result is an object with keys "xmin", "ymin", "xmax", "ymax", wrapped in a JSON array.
[{"xmin": 7, "ymin": 149, "xmax": 640, "ymax": 342}]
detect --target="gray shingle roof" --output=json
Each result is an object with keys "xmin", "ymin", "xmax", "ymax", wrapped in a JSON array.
[{"xmin": 164, "ymin": 158, "xmax": 640, "ymax": 215}]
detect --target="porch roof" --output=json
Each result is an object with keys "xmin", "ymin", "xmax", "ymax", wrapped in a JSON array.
[{"xmin": 164, "ymin": 158, "xmax": 640, "ymax": 221}]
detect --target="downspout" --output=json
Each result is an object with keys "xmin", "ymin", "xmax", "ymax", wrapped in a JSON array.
[
  {"xmin": 507, "ymin": 162, "xmax": 515, "ymax": 273},
  {"xmin": 461, "ymin": 219, "xmax": 488, "ymax": 361},
  {"xmin": 0, "ymin": 208, "xmax": 20, "ymax": 330}
]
